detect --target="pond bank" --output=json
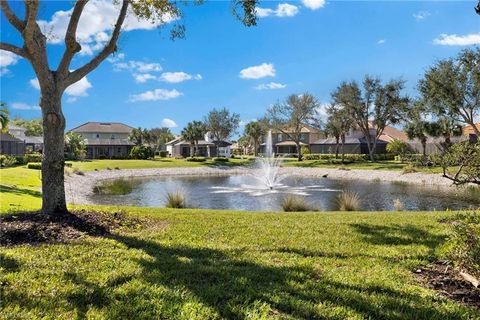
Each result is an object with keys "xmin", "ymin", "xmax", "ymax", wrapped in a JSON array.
[{"xmin": 65, "ymin": 166, "xmax": 457, "ymax": 206}]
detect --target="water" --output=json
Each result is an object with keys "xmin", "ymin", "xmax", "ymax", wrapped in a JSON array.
[
  {"xmin": 254, "ymin": 130, "xmax": 285, "ymax": 189},
  {"xmin": 89, "ymin": 175, "xmax": 480, "ymax": 211}
]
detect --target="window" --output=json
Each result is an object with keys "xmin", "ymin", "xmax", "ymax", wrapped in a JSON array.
[
  {"xmin": 300, "ymin": 133, "xmax": 308, "ymax": 141},
  {"xmin": 96, "ymin": 134, "xmax": 99, "ymax": 138},
  {"xmin": 111, "ymin": 134, "xmax": 115, "ymax": 139},
  {"xmin": 277, "ymin": 134, "xmax": 282, "ymax": 142},
  {"xmin": 117, "ymin": 147, "xmax": 121, "ymax": 153}
]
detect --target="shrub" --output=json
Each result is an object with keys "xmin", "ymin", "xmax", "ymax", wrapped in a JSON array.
[
  {"xmin": 374, "ymin": 153, "xmax": 396, "ymax": 161},
  {"xmin": 186, "ymin": 157, "xmax": 207, "ymax": 162},
  {"xmin": 213, "ymin": 157, "xmax": 229, "ymax": 162},
  {"xmin": 159, "ymin": 150, "xmax": 168, "ymax": 158},
  {"xmin": 27, "ymin": 162, "xmax": 42, "ymax": 170},
  {"xmin": 386, "ymin": 139, "xmax": 411, "ymax": 156},
  {"xmin": 129, "ymin": 145, "xmax": 154, "ymax": 160},
  {"xmin": 165, "ymin": 190, "xmax": 186, "ymax": 208},
  {"xmin": 440, "ymin": 212, "xmax": 480, "ymax": 279},
  {"xmin": 114, "ymin": 167, "xmax": 120, "ymax": 170},
  {"xmin": 72, "ymin": 167, "xmax": 84, "ymax": 176},
  {"xmin": 282, "ymin": 195, "xmax": 312, "ymax": 212},
  {"xmin": 0, "ymin": 155, "xmax": 17, "ymax": 167},
  {"xmin": 25, "ymin": 153, "xmax": 42, "ymax": 162},
  {"xmin": 303, "ymin": 154, "xmax": 368, "ymax": 162},
  {"xmin": 402, "ymin": 164, "xmax": 417, "ymax": 174},
  {"xmin": 15, "ymin": 156, "xmax": 27, "ymax": 165},
  {"xmin": 93, "ymin": 178, "xmax": 136, "ymax": 195},
  {"xmin": 337, "ymin": 191, "xmax": 361, "ymax": 211}
]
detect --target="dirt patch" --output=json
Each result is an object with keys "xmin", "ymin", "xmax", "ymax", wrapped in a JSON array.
[
  {"xmin": 0, "ymin": 210, "xmax": 161, "ymax": 246},
  {"xmin": 414, "ymin": 261, "xmax": 480, "ymax": 308}
]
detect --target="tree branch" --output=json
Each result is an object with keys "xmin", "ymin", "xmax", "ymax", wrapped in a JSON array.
[
  {"xmin": 23, "ymin": 0, "xmax": 39, "ymax": 40},
  {"xmin": 0, "ymin": 0, "xmax": 25, "ymax": 32},
  {"xmin": 57, "ymin": 0, "xmax": 89, "ymax": 75},
  {"xmin": 0, "ymin": 42, "xmax": 29, "ymax": 59},
  {"xmin": 66, "ymin": 0, "xmax": 129, "ymax": 86}
]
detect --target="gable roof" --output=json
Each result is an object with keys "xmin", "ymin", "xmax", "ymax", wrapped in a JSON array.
[
  {"xmin": 463, "ymin": 123, "xmax": 480, "ymax": 136},
  {"xmin": 0, "ymin": 133, "xmax": 23, "ymax": 143},
  {"xmin": 70, "ymin": 122, "xmax": 133, "ymax": 134}
]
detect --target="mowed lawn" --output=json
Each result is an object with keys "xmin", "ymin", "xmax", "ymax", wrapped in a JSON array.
[{"xmin": 1, "ymin": 207, "xmax": 478, "ymax": 319}]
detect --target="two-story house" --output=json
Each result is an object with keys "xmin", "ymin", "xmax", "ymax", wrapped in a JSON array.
[
  {"xmin": 166, "ymin": 132, "xmax": 232, "ymax": 158},
  {"xmin": 69, "ymin": 122, "xmax": 134, "ymax": 159},
  {"xmin": 259, "ymin": 125, "xmax": 324, "ymax": 155},
  {"xmin": 8, "ymin": 124, "xmax": 43, "ymax": 153}
]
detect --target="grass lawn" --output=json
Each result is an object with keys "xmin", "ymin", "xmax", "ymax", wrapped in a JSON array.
[{"xmin": 1, "ymin": 207, "xmax": 478, "ymax": 319}]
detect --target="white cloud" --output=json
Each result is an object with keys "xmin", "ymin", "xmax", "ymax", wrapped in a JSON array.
[
  {"xmin": 30, "ymin": 76, "xmax": 92, "ymax": 97},
  {"xmin": 413, "ymin": 11, "xmax": 430, "ymax": 21},
  {"xmin": 113, "ymin": 60, "xmax": 162, "ymax": 73},
  {"xmin": 161, "ymin": 118, "xmax": 178, "ymax": 128},
  {"xmin": 133, "ymin": 73, "xmax": 157, "ymax": 83},
  {"xmin": 38, "ymin": 0, "xmax": 177, "ymax": 56},
  {"xmin": 377, "ymin": 39, "xmax": 386, "ymax": 45},
  {"xmin": 302, "ymin": 0, "xmax": 326, "ymax": 10},
  {"xmin": 129, "ymin": 88, "xmax": 182, "ymax": 102},
  {"xmin": 0, "ymin": 50, "xmax": 21, "ymax": 76},
  {"xmin": 255, "ymin": 3, "xmax": 299, "ymax": 18},
  {"xmin": 255, "ymin": 82, "xmax": 286, "ymax": 90},
  {"xmin": 240, "ymin": 63, "xmax": 276, "ymax": 79},
  {"xmin": 433, "ymin": 33, "xmax": 480, "ymax": 46},
  {"xmin": 159, "ymin": 72, "xmax": 202, "ymax": 83},
  {"xmin": 11, "ymin": 102, "xmax": 40, "ymax": 111},
  {"xmin": 66, "ymin": 97, "xmax": 78, "ymax": 103}
]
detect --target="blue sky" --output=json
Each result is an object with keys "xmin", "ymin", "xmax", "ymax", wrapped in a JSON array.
[{"xmin": 1, "ymin": 0, "xmax": 479, "ymax": 134}]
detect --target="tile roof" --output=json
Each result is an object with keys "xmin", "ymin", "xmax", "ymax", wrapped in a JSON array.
[{"xmin": 70, "ymin": 122, "xmax": 133, "ymax": 134}]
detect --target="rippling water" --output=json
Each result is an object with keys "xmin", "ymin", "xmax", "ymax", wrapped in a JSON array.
[{"xmin": 89, "ymin": 175, "xmax": 480, "ymax": 211}]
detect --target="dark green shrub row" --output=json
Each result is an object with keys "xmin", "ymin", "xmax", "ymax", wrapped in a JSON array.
[
  {"xmin": 159, "ymin": 150, "xmax": 168, "ymax": 158},
  {"xmin": 213, "ymin": 157, "xmax": 229, "ymax": 162},
  {"xmin": 27, "ymin": 162, "xmax": 73, "ymax": 170},
  {"xmin": 303, "ymin": 154, "xmax": 368, "ymax": 162},
  {"xmin": 0, "ymin": 153, "xmax": 42, "ymax": 167},
  {"xmin": 440, "ymin": 212, "xmax": 480, "ymax": 279},
  {"xmin": 186, "ymin": 157, "xmax": 207, "ymax": 162}
]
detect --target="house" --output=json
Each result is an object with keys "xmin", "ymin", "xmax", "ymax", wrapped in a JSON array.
[
  {"xmin": 311, "ymin": 123, "xmax": 407, "ymax": 155},
  {"xmin": 462, "ymin": 123, "xmax": 479, "ymax": 141},
  {"xmin": 167, "ymin": 132, "xmax": 232, "ymax": 157},
  {"xmin": 0, "ymin": 133, "xmax": 25, "ymax": 156},
  {"xmin": 8, "ymin": 124, "xmax": 43, "ymax": 153},
  {"xmin": 259, "ymin": 125, "xmax": 324, "ymax": 155},
  {"xmin": 69, "ymin": 122, "xmax": 134, "ymax": 159}
]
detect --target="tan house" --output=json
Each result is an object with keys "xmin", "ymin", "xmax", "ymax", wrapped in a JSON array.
[
  {"xmin": 260, "ymin": 125, "xmax": 324, "ymax": 155},
  {"xmin": 69, "ymin": 122, "xmax": 134, "ymax": 159}
]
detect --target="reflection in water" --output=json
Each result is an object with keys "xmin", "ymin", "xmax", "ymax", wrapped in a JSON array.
[{"xmin": 89, "ymin": 175, "xmax": 480, "ymax": 212}]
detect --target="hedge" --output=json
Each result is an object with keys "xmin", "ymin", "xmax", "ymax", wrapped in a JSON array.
[
  {"xmin": 213, "ymin": 157, "xmax": 229, "ymax": 162},
  {"xmin": 185, "ymin": 157, "xmax": 207, "ymax": 162},
  {"xmin": 303, "ymin": 154, "xmax": 368, "ymax": 162},
  {"xmin": 27, "ymin": 162, "xmax": 73, "ymax": 170}
]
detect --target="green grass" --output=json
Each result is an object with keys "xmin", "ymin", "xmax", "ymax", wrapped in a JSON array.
[
  {"xmin": 1, "ymin": 207, "xmax": 478, "ymax": 319},
  {"xmin": 0, "ymin": 166, "xmax": 42, "ymax": 212}
]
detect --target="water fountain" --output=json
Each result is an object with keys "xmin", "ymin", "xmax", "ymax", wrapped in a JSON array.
[{"xmin": 254, "ymin": 130, "xmax": 285, "ymax": 189}]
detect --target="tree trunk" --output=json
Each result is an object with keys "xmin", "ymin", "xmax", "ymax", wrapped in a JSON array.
[
  {"xmin": 341, "ymin": 134, "xmax": 346, "ymax": 163},
  {"xmin": 190, "ymin": 145, "xmax": 194, "ymax": 157},
  {"xmin": 41, "ymin": 92, "xmax": 67, "ymax": 214},
  {"xmin": 335, "ymin": 136, "xmax": 340, "ymax": 159},
  {"xmin": 421, "ymin": 138, "xmax": 427, "ymax": 157},
  {"xmin": 297, "ymin": 141, "xmax": 302, "ymax": 161},
  {"xmin": 254, "ymin": 140, "xmax": 258, "ymax": 156}
]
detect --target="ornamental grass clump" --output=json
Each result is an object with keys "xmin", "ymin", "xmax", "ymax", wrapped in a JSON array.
[
  {"xmin": 282, "ymin": 195, "xmax": 312, "ymax": 212},
  {"xmin": 93, "ymin": 178, "xmax": 136, "ymax": 195},
  {"xmin": 337, "ymin": 191, "xmax": 361, "ymax": 211},
  {"xmin": 165, "ymin": 190, "xmax": 186, "ymax": 208}
]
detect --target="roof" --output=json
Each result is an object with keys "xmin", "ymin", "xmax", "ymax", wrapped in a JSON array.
[
  {"xmin": 70, "ymin": 122, "xmax": 133, "ymax": 134},
  {"xmin": 24, "ymin": 136, "xmax": 43, "ymax": 144},
  {"xmin": 312, "ymin": 136, "xmax": 389, "ymax": 145},
  {"xmin": 7, "ymin": 124, "xmax": 26, "ymax": 131},
  {"xmin": 83, "ymin": 138, "xmax": 135, "ymax": 146},
  {"xmin": 165, "ymin": 137, "xmax": 181, "ymax": 145},
  {"xmin": 271, "ymin": 125, "xmax": 321, "ymax": 134},
  {"xmin": 173, "ymin": 140, "xmax": 231, "ymax": 147},
  {"xmin": 463, "ymin": 123, "xmax": 480, "ymax": 136},
  {"xmin": 0, "ymin": 133, "xmax": 23, "ymax": 143},
  {"xmin": 275, "ymin": 141, "xmax": 308, "ymax": 146}
]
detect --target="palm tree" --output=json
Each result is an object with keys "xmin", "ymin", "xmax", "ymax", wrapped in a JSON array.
[
  {"xmin": 181, "ymin": 121, "xmax": 208, "ymax": 157},
  {"xmin": 0, "ymin": 102, "xmax": 9, "ymax": 133},
  {"xmin": 244, "ymin": 121, "xmax": 266, "ymax": 156}
]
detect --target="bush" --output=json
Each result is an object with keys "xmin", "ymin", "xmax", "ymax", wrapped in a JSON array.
[
  {"xmin": 213, "ymin": 157, "xmax": 229, "ymax": 162},
  {"xmin": 282, "ymin": 195, "xmax": 312, "ymax": 212},
  {"xmin": 440, "ymin": 212, "xmax": 480, "ymax": 279},
  {"xmin": 15, "ymin": 156, "xmax": 27, "ymax": 165},
  {"xmin": 27, "ymin": 162, "xmax": 42, "ymax": 170},
  {"xmin": 129, "ymin": 145, "xmax": 154, "ymax": 160},
  {"xmin": 159, "ymin": 150, "xmax": 168, "ymax": 158},
  {"xmin": 337, "ymin": 191, "xmax": 361, "ymax": 211},
  {"xmin": 186, "ymin": 157, "xmax": 207, "ymax": 162},
  {"xmin": 374, "ymin": 153, "xmax": 396, "ymax": 161},
  {"xmin": 0, "ymin": 155, "xmax": 17, "ymax": 167},
  {"xmin": 72, "ymin": 167, "xmax": 84, "ymax": 176},
  {"xmin": 93, "ymin": 178, "xmax": 136, "ymax": 195},
  {"xmin": 165, "ymin": 190, "xmax": 186, "ymax": 208},
  {"xmin": 402, "ymin": 164, "xmax": 417, "ymax": 174},
  {"xmin": 303, "ymin": 154, "xmax": 368, "ymax": 162},
  {"xmin": 25, "ymin": 153, "xmax": 42, "ymax": 163},
  {"xmin": 386, "ymin": 139, "xmax": 412, "ymax": 156}
]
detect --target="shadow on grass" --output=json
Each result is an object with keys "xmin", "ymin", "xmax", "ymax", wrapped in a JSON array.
[
  {"xmin": 0, "ymin": 185, "xmax": 41, "ymax": 198},
  {"xmin": 350, "ymin": 223, "xmax": 445, "ymax": 247},
  {"xmin": 1, "ymin": 231, "xmax": 474, "ymax": 319}
]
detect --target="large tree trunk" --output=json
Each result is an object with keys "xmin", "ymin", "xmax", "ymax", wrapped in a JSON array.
[
  {"xmin": 335, "ymin": 136, "xmax": 340, "ymax": 159},
  {"xmin": 41, "ymin": 92, "xmax": 67, "ymax": 214},
  {"xmin": 421, "ymin": 137, "xmax": 427, "ymax": 157},
  {"xmin": 254, "ymin": 140, "xmax": 258, "ymax": 156},
  {"xmin": 341, "ymin": 134, "xmax": 346, "ymax": 163},
  {"xmin": 297, "ymin": 141, "xmax": 302, "ymax": 161}
]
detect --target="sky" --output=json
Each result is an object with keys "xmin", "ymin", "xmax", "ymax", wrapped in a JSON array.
[{"xmin": 1, "ymin": 0, "xmax": 479, "ymax": 134}]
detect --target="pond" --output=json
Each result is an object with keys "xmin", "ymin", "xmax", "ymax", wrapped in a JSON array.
[{"xmin": 89, "ymin": 175, "xmax": 480, "ymax": 211}]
